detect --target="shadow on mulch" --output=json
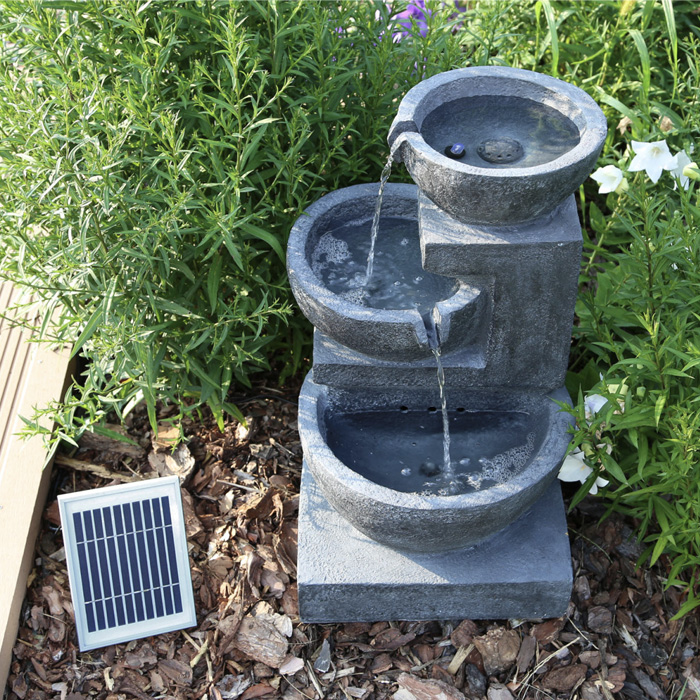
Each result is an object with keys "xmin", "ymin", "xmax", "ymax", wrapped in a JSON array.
[{"xmin": 6, "ymin": 383, "xmax": 700, "ymax": 700}]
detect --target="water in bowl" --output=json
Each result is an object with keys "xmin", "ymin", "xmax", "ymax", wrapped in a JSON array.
[
  {"xmin": 326, "ymin": 408, "xmax": 538, "ymax": 496},
  {"xmin": 311, "ymin": 217, "xmax": 458, "ymax": 313},
  {"xmin": 421, "ymin": 95, "xmax": 580, "ymax": 169}
]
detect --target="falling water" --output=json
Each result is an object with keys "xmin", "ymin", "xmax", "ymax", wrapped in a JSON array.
[
  {"xmin": 424, "ymin": 313, "xmax": 453, "ymax": 481},
  {"xmin": 432, "ymin": 345, "xmax": 453, "ymax": 480},
  {"xmin": 364, "ymin": 139, "xmax": 404, "ymax": 288}
]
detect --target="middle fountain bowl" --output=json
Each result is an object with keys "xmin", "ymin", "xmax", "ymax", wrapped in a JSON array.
[{"xmin": 287, "ymin": 182, "xmax": 486, "ymax": 362}]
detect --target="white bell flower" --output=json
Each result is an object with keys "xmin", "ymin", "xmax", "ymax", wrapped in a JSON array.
[
  {"xmin": 628, "ymin": 140, "xmax": 676, "ymax": 183},
  {"xmin": 671, "ymin": 149, "xmax": 693, "ymax": 190},
  {"xmin": 558, "ymin": 448, "xmax": 609, "ymax": 495},
  {"xmin": 584, "ymin": 394, "xmax": 608, "ymax": 421},
  {"xmin": 590, "ymin": 165, "xmax": 627, "ymax": 194}
]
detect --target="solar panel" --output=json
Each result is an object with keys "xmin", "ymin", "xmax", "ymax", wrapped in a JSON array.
[{"xmin": 58, "ymin": 475, "xmax": 197, "ymax": 651}]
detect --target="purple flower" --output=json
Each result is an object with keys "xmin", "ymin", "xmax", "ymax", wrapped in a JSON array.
[
  {"xmin": 391, "ymin": 0, "xmax": 431, "ymax": 42},
  {"xmin": 389, "ymin": 1, "xmax": 466, "ymax": 42}
]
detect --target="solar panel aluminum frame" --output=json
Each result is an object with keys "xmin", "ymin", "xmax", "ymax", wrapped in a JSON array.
[{"xmin": 58, "ymin": 475, "xmax": 197, "ymax": 651}]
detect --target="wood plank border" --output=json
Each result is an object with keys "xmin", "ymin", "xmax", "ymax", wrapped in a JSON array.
[{"xmin": 0, "ymin": 282, "xmax": 73, "ymax": 689}]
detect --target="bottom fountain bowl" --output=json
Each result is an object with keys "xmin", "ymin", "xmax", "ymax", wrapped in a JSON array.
[{"xmin": 298, "ymin": 375, "xmax": 574, "ymax": 553}]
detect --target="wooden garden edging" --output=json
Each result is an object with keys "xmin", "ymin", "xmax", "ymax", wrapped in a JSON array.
[{"xmin": 0, "ymin": 282, "xmax": 73, "ymax": 689}]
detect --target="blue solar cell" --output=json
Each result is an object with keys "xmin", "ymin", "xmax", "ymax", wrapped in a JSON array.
[
  {"xmin": 155, "ymin": 527, "xmax": 169, "ymax": 586},
  {"xmin": 134, "ymin": 585, "xmax": 145, "ymax": 622},
  {"xmin": 93, "ymin": 508, "xmax": 104, "ymax": 539},
  {"xmin": 162, "ymin": 582, "xmax": 174, "ymax": 616},
  {"xmin": 96, "ymin": 534, "xmax": 111, "ymax": 597},
  {"xmin": 84, "ymin": 510, "xmax": 95, "ymax": 540},
  {"xmin": 102, "ymin": 506, "xmax": 114, "ymax": 536},
  {"xmin": 143, "ymin": 499, "xmax": 153, "ymax": 529},
  {"xmin": 136, "ymin": 533, "xmax": 155, "ymax": 619},
  {"xmin": 94, "ymin": 596, "xmax": 106, "ymax": 630},
  {"xmin": 125, "ymin": 527, "xmax": 145, "ymax": 622},
  {"xmin": 104, "ymin": 530, "xmax": 126, "ymax": 627},
  {"xmin": 76, "ymin": 542, "xmax": 92, "ymax": 602},
  {"xmin": 86, "ymin": 533, "xmax": 101, "ymax": 600},
  {"xmin": 161, "ymin": 496, "xmax": 172, "ymax": 525},
  {"xmin": 146, "ymin": 539, "xmax": 165, "ymax": 617},
  {"xmin": 85, "ymin": 601, "xmax": 96, "ymax": 634},
  {"xmin": 172, "ymin": 583, "xmax": 183, "ymax": 614},
  {"xmin": 124, "ymin": 592, "xmax": 136, "ymax": 625},
  {"xmin": 135, "ymin": 528, "xmax": 151, "ymax": 590},
  {"xmin": 113, "ymin": 506, "xmax": 124, "ymax": 535},
  {"xmin": 116, "ymin": 534, "xmax": 131, "ymax": 593},
  {"xmin": 133, "ymin": 501, "xmax": 144, "ymax": 531},
  {"xmin": 106, "ymin": 544, "xmax": 120, "ymax": 596},
  {"xmin": 73, "ymin": 512, "xmax": 84, "ymax": 543},
  {"xmin": 152, "ymin": 497, "xmax": 163, "ymax": 527},
  {"xmin": 94, "ymin": 539, "xmax": 116, "ymax": 628},
  {"xmin": 145, "ymin": 528, "xmax": 160, "ymax": 587},
  {"xmin": 122, "ymin": 502, "xmax": 133, "ymax": 531},
  {"xmin": 114, "ymin": 597, "xmax": 126, "ymax": 627},
  {"xmin": 164, "ymin": 523, "xmax": 178, "ymax": 583}
]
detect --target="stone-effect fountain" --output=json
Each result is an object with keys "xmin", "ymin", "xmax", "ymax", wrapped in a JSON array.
[{"xmin": 287, "ymin": 67, "xmax": 607, "ymax": 622}]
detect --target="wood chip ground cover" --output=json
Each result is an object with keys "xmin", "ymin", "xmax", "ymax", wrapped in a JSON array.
[{"xmin": 6, "ymin": 383, "xmax": 700, "ymax": 700}]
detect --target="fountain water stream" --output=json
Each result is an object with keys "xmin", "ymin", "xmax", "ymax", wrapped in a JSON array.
[
  {"xmin": 431, "ymin": 341, "xmax": 453, "ymax": 483},
  {"xmin": 363, "ymin": 139, "xmax": 404, "ymax": 288}
]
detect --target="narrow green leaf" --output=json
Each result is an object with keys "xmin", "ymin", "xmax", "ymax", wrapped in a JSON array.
[
  {"xmin": 155, "ymin": 299, "xmax": 196, "ymax": 317},
  {"xmin": 661, "ymin": 0, "xmax": 677, "ymax": 66},
  {"xmin": 628, "ymin": 29, "xmax": 650, "ymax": 100},
  {"xmin": 223, "ymin": 401, "xmax": 247, "ymax": 425},
  {"xmin": 240, "ymin": 221, "xmax": 285, "ymax": 262},
  {"xmin": 91, "ymin": 425, "xmax": 141, "ymax": 447},
  {"xmin": 671, "ymin": 596, "xmax": 700, "ymax": 621},
  {"xmin": 539, "ymin": 0, "xmax": 559, "ymax": 76},
  {"xmin": 654, "ymin": 394, "xmax": 666, "ymax": 428},
  {"xmin": 71, "ymin": 305, "xmax": 103, "ymax": 359},
  {"xmin": 650, "ymin": 536, "xmax": 667, "ymax": 566},
  {"xmin": 601, "ymin": 452, "xmax": 627, "ymax": 484},
  {"xmin": 222, "ymin": 231, "xmax": 245, "ymax": 271},
  {"xmin": 595, "ymin": 89, "xmax": 643, "ymax": 131},
  {"xmin": 207, "ymin": 253, "xmax": 223, "ymax": 315},
  {"xmin": 637, "ymin": 433, "xmax": 648, "ymax": 477}
]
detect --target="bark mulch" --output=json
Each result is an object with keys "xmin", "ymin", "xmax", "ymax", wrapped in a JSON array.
[{"xmin": 5, "ymin": 382, "xmax": 700, "ymax": 700}]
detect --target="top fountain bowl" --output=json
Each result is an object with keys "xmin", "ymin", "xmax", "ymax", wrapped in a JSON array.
[{"xmin": 388, "ymin": 66, "xmax": 607, "ymax": 226}]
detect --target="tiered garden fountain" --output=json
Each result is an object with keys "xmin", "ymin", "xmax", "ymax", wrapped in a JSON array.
[{"xmin": 288, "ymin": 67, "xmax": 607, "ymax": 622}]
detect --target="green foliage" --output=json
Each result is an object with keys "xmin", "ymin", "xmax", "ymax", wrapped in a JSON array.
[
  {"xmin": 0, "ymin": 0, "xmax": 465, "ymax": 438},
  {"xmin": 2, "ymin": 0, "xmax": 700, "ymax": 613},
  {"xmin": 536, "ymin": 3, "xmax": 700, "ymax": 614},
  {"xmin": 569, "ymin": 178, "xmax": 700, "ymax": 616}
]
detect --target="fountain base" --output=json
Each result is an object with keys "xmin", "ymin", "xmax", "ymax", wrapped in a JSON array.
[{"xmin": 298, "ymin": 466, "xmax": 572, "ymax": 622}]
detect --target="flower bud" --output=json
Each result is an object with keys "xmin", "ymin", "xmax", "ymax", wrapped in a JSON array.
[{"xmin": 682, "ymin": 162, "xmax": 700, "ymax": 181}]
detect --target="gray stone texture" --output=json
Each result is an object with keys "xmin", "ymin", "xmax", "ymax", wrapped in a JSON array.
[
  {"xmin": 298, "ymin": 467, "xmax": 573, "ymax": 622},
  {"xmin": 419, "ymin": 192, "xmax": 583, "ymax": 392},
  {"xmin": 387, "ymin": 66, "xmax": 607, "ymax": 225},
  {"xmin": 311, "ymin": 331, "xmax": 486, "ymax": 388},
  {"xmin": 298, "ymin": 375, "xmax": 574, "ymax": 553},
  {"xmin": 311, "ymin": 194, "xmax": 581, "ymax": 392}
]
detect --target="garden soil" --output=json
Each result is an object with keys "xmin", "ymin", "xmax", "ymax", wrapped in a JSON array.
[{"xmin": 5, "ymin": 380, "xmax": 700, "ymax": 700}]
